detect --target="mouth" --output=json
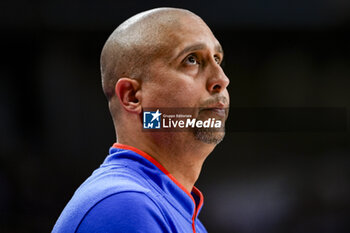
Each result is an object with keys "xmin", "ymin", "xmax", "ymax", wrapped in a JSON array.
[
  {"xmin": 209, "ymin": 108, "xmax": 226, "ymax": 117},
  {"xmin": 202, "ymin": 108, "xmax": 226, "ymax": 117},
  {"xmin": 199, "ymin": 103, "xmax": 228, "ymax": 118}
]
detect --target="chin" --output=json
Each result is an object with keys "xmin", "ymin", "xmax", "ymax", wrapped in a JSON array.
[{"xmin": 193, "ymin": 129, "xmax": 226, "ymax": 145}]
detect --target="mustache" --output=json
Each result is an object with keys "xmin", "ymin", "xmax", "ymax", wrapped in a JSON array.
[{"xmin": 200, "ymin": 95, "xmax": 229, "ymax": 108}]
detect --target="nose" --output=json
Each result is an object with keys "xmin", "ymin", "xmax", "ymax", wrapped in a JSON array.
[{"xmin": 206, "ymin": 64, "xmax": 230, "ymax": 94}]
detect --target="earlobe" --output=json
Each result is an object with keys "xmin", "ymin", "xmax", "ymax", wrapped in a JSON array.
[{"xmin": 115, "ymin": 78, "xmax": 142, "ymax": 114}]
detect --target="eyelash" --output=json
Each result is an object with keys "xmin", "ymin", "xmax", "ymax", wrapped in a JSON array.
[
  {"xmin": 183, "ymin": 54, "xmax": 222, "ymax": 66},
  {"xmin": 214, "ymin": 56, "xmax": 221, "ymax": 64},
  {"xmin": 185, "ymin": 54, "xmax": 200, "ymax": 65}
]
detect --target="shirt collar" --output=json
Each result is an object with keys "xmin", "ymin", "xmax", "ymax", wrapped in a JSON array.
[{"xmin": 107, "ymin": 143, "xmax": 204, "ymax": 219}]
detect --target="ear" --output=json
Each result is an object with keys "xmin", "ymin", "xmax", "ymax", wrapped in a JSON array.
[{"xmin": 115, "ymin": 78, "xmax": 142, "ymax": 114}]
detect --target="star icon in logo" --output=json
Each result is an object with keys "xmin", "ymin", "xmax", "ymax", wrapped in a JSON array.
[{"xmin": 150, "ymin": 109, "xmax": 161, "ymax": 122}]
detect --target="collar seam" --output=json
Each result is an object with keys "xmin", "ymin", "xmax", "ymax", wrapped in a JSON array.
[{"xmin": 112, "ymin": 144, "xmax": 204, "ymax": 214}]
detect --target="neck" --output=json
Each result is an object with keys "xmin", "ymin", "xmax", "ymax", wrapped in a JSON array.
[{"xmin": 117, "ymin": 132, "xmax": 214, "ymax": 193}]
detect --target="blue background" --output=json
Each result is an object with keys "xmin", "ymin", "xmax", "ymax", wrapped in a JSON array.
[{"xmin": 143, "ymin": 111, "xmax": 161, "ymax": 129}]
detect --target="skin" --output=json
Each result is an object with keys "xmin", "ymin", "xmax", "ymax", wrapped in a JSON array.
[{"xmin": 101, "ymin": 8, "xmax": 230, "ymax": 192}]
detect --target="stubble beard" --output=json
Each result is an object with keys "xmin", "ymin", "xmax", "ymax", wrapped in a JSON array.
[{"xmin": 193, "ymin": 124, "xmax": 226, "ymax": 144}]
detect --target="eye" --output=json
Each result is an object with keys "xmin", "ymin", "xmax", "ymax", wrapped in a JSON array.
[
  {"xmin": 184, "ymin": 54, "xmax": 200, "ymax": 65},
  {"xmin": 214, "ymin": 55, "xmax": 221, "ymax": 64}
]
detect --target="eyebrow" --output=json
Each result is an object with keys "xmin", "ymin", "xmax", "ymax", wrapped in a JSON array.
[{"xmin": 175, "ymin": 43, "xmax": 224, "ymax": 60}]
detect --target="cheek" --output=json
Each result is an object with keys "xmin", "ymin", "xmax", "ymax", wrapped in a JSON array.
[{"xmin": 142, "ymin": 76, "xmax": 202, "ymax": 108}]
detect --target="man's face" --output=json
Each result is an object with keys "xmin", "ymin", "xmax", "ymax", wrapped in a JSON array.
[{"xmin": 141, "ymin": 15, "xmax": 230, "ymax": 144}]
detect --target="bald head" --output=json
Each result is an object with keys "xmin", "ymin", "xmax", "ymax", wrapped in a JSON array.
[{"xmin": 100, "ymin": 8, "xmax": 203, "ymax": 99}]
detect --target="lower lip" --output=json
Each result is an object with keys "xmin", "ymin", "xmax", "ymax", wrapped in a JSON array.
[{"xmin": 202, "ymin": 108, "xmax": 226, "ymax": 117}]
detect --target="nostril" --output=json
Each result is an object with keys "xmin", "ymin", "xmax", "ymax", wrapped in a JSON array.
[{"xmin": 213, "ymin": 84, "xmax": 221, "ymax": 90}]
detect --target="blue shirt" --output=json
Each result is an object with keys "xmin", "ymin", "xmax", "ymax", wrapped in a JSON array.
[{"xmin": 52, "ymin": 143, "xmax": 207, "ymax": 233}]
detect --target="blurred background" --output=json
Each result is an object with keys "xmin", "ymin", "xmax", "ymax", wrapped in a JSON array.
[{"xmin": 1, "ymin": 0, "xmax": 349, "ymax": 232}]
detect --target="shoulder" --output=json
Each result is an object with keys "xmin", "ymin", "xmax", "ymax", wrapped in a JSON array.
[
  {"xmin": 53, "ymin": 166, "xmax": 161, "ymax": 233},
  {"xmin": 76, "ymin": 191, "xmax": 171, "ymax": 233}
]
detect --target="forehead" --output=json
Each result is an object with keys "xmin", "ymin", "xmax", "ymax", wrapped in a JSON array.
[{"xmin": 157, "ymin": 15, "xmax": 222, "ymax": 57}]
